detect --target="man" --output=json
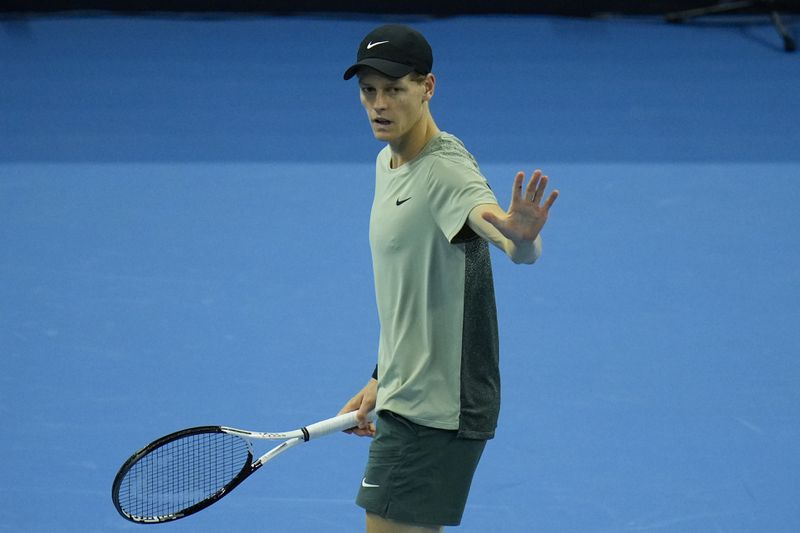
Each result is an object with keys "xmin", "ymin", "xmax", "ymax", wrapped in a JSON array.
[{"xmin": 338, "ymin": 24, "xmax": 558, "ymax": 532}]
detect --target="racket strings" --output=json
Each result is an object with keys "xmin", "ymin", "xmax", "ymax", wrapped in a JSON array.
[{"xmin": 117, "ymin": 431, "xmax": 251, "ymax": 520}]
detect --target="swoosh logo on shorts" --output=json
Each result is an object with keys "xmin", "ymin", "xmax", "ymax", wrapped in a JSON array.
[
  {"xmin": 361, "ymin": 477, "xmax": 380, "ymax": 488},
  {"xmin": 396, "ymin": 197, "xmax": 412, "ymax": 206}
]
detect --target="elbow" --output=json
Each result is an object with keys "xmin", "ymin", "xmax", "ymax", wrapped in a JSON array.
[
  {"xmin": 511, "ymin": 254, "xmax": 539, "ymax": 265},
  {"xmin": 512, "ymin": 252, "xmax": 538, "ymax": 265}
]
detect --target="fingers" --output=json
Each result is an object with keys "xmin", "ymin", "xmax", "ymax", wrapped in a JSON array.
[
  {"xmin": 342, "ymin": 378, "xmax": 378, "ymax": 437},
  {"xmin": 356, "ymin": 412, "xmax": 376, "ymax": 435},
  {"xmin": 349, "ymin": 422, "xmax": 376, "ymax": 437},
  {"xmin": 343, "ymin": 409, "xmax": 375, "ymax": 437},
  {"xmin": 524, "ymin": 170, "xmax": 542, "ymax": 203},
  {"xmin": 349, "ymin": 405, "xmax": 376, "ymax": 437},
  {"xmin": 356, "ymin": 405, "xmax": 371, "ymax": 428},
  {"xmin": 544, "ymin": 189, "xmax": 559, "ymax": 210},
  {"xmin": 520, "ymin": 170, "xmax": 557, "ymax": 210},
  {"xmin": 512, "ymin": 171, "xmax": 525, "ymax": 203}
]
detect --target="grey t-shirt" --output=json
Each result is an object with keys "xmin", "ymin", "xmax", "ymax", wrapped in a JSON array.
[{"xmin": 370, "ymin": 131, "xmax": 501, "ymax": 439}]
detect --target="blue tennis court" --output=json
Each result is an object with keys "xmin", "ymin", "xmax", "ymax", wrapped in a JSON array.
[{"xmin": 1, "ymin": 13, "xmax": 799, "ymax": 532}]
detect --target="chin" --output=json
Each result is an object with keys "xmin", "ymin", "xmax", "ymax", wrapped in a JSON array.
[{"xmin": 372, "ymin": 130, "xmax": 394, "ymax": 142}]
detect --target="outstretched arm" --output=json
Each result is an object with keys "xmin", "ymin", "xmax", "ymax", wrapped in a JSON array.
[{"xmin": 468, "ymin": 170, "xmax": 558, "ymax": 264}]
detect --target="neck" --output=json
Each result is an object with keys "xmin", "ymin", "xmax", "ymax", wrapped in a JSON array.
[{"xmin": 389, "ymin": 112, "xmax": 440, "ymax": 168}]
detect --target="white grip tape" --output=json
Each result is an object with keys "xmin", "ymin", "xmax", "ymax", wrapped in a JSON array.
[{"xmin": 303, "ymin": 410, "xmax": 376, "ymax": 441}]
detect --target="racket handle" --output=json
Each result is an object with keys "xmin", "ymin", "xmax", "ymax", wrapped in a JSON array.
[{"xmin": 303, "ymin": 410, "xmax": 377, "ymax": 441}]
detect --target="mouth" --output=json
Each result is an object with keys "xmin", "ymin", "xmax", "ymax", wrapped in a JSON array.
[{"xmin": 373, "ymin": 117, "xmax": 392, "ymax": 127}]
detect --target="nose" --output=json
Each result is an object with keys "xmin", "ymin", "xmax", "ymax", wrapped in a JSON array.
[{"xmin": 373, "ymin": 90, "xmax": 388, "ymax": 111}]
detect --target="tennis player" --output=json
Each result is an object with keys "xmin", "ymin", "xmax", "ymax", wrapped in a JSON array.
[{"xmin": 339, "ymin": 24, "xmax": 558, "ymax": 532}]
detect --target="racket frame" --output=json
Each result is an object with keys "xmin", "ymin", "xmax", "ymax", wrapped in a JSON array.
[{"xmin": 112, "ymin": 410, "xmax": 373, "ymax": 524}]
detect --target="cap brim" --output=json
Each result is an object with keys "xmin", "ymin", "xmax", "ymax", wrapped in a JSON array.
[{"xmin": 343, "ymin": 58, "xmax": 415, "ymax": 80}]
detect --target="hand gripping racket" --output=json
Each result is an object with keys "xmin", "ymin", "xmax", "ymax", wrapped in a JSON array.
[{"xmin": 111, "ymin": 410, "xmax": 375, "ymax": 523}]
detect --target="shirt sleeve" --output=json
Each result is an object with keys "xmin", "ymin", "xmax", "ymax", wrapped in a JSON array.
[{"xmin": 425, "ymin": 156, "xmax": 498, "ymax": 243}]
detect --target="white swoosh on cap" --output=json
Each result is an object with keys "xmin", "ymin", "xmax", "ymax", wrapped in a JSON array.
[
  {"xmin": 366, "ymin": 40, "xmax": 389, "ymax": 49},
  {"xmin": 361, "ymin": 477, "xmax": 380, "ymax": 488}
]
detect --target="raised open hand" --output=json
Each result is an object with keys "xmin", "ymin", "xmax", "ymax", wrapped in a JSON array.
[{"xmin": 481, "ymin": 170, "xmax": 558, "ymax": 245}]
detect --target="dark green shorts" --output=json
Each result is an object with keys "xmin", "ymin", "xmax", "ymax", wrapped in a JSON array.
[{"xmin": 356, "ymin": 411, "xmax": 487, "ymax": 527}]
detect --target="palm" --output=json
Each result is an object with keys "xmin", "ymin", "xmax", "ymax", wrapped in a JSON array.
[{"xmin": 485, "ymin": 170, "xmax": 558, "ymax": 244}]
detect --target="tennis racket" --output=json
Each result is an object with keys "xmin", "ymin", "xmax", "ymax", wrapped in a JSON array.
[{"xmin": 111, "ymin": 410, "xmax": 374, "ymax": 524}]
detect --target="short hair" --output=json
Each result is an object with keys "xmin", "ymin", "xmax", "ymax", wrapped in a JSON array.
[
  {"xmin": 356, "ymin": 68, "xmax": 430, "ymax": 84},
  {"xmin": 407, "ymin": 71, "xmax": 429, "ymax": 84}
]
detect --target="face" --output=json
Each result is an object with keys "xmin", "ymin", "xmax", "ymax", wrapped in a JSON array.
[{"xmin": 357, "ymin": 70, "xmax": 433, "ymax": 144}]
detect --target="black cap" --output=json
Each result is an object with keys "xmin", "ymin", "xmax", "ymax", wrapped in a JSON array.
[{"xmin": 343, "ymin": 24, "xmax": 433, "ymax": 80}]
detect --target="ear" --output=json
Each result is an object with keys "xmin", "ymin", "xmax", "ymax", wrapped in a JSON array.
[{"xmin": 423, "ymin": 73, "xmax": 436, "ymax": 102}]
